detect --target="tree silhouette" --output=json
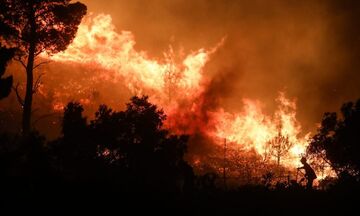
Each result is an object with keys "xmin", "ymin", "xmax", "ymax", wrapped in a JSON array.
[
  {"xmin": 0, "ymin": 47, "xmax": 15, "ymax": 99},
  {"xmin": 50, "ymin": 102, "xmax": 99, "ymax": 182},
  {"xmin": 308, "ymin": 98, "xmax": 360, "ymax": 177},
  {"xmin": 49, "ymin": 96, "xmax": 192, "ymax": 193},
  {"xmin": 0, "ymin": 0, "xmax": 86, "ymax": 135},
  {"xmin": 90, "ymin": 96, "xmax": 191, "ymax": 192},
  {"xmin": 266, "ymin": 131, "xmax": 293, "ymax": 166},
  {"xmin": 62, "ymin": 101, "xmax": 87, "ymax": 137}
]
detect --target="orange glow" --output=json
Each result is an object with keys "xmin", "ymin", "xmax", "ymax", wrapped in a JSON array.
[
  {"xmin": 48, "ymin": 14, "xmax": 213, "ymax": 108},
  {"xmin": 53, "ymin": 102, "xmax": 65, "ymax": 112},
  {"xmin": 208, "ymin": 93, "xmax": 309, "ymax": 168},
  {"xmin": 44, "ymin": 13, "xmax": 333, "ymax": 179}
]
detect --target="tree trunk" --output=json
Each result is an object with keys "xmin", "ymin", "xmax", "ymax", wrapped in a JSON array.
[
  {"xmin": 22, "ymin": 9, "xmax": 36, "ymax": 136},
  {"xmin": 22, "ymin": 45, "xmax": 35, "ymax": 135}
]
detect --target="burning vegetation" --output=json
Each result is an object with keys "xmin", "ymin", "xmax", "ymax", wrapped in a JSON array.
[
  {"xmin": 3, "ymin": 12, "xmax": 335, "ymax": 185},
  {"xmin": 35, "ymin": 14, "xmax": 333, "ymax": 185},
  {"xmin": 1, "ymin": 1, "xmax": 360, "ymax": 210}
]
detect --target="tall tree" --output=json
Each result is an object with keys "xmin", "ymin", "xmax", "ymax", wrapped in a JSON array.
[
  {"xmin": 265, "ymin": 131, "xmax": 293, "ymax": 166},
  {"xmin": 0, "ymin": 0, "xmax": 86, "ymax": 135},
  {"xmin": 308, "ymin": 99, "xmax": 360, "ymax": 177}
]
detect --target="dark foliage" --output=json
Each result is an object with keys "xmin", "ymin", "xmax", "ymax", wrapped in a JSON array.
[
  {"xmin": 308, "ymin": 98, "xmax": 360, "ymax": 178},
  {"xmin": 0, "ymin": 0, "xmax": 87, "ymax": 134},
  {"xmin": 0, "ymin": 47, "xmax": 15, "ymax": 99},
  {"xmin": 0, "ymin": 0, "xmax": 87, "ymax": 54},
  {"xmin": 47, "ymin": 96, "xmax": 192, "ymax": 194},
  {"xmin": 0, "ymin": 96, "xmax": 359, "ymax": 212}
]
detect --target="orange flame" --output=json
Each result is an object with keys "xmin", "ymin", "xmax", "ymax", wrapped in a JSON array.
[
  {"xmin": 44, "ymin": 13, "xmax": 333, "ymax": 180},
  {"xmin": 208, "ymin": 92, "xmax": 309, "ymax": 168},
  {"xmin": 48, "ymin": 14, "xmax": 215, "ymax": 110}
]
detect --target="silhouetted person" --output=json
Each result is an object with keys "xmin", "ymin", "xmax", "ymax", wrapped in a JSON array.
[{"xmin": 297, "ymin": 157, "xmax": 317, "ymax": 190}]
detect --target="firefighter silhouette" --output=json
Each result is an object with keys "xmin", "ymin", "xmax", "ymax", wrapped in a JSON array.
[{"xmin": 297, "ymin": 157, "xmax": 317, "ymax": 189}]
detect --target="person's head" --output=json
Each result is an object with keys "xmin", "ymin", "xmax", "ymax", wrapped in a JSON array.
[{"xmin": 300, "ymin": 157, "xmax": 307, "ymax": 164}]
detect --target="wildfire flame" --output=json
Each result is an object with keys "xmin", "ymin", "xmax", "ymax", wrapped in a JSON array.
[
  {"xmin": 45, "ymin": 13, "xmax": 333, "ymax": 180},
  {"xmin": 49, "ymin": 14, "xmax": 213, "ymax": 109},
  {"xmin": 208, "ymin": 92, "xmax": 309, "ymax": 168}
]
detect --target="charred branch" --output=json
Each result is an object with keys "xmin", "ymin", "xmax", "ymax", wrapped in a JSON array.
[
  {"xmin": 32, "ymin": 72, "xmax": 45, "ymax": 93},
  {"xmin": 12, "ymin": 83, "xmax": 24, "ymax": 107}
]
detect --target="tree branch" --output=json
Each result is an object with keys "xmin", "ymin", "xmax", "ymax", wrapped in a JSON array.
[
  {"xmin": 32, "ymin": 73, "xmax": 45, "ymax": 94},
  {"xmin": 319, "ymin": 152, "xmax": 332, "ymax": 168},
  {"xmin": 35, "ymin": 48, "xmax": 46, "ymax": 58},
  {"xmin": 12, "ymin": 83, "xmax": 24, "ymax": 107},
  {"xmin": 35, "ymin": 48, "xmax": 45, "ymax": 57},
  {"xmin": 33, "ymin": 60, "xmax": 51, "ymax": 70},
  {"xmin": 14, "ymin": 56, "xmax": 27, "ymax": 69}
]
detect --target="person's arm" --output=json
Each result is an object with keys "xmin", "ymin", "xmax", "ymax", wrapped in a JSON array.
[{"xmin": 297, "ymin": 166, "xmax": 304, "ymax": 170}]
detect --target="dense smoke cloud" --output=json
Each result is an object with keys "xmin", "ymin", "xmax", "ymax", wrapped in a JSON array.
[{"xmin": 79, "ymin": 0, "xmax": 360, "ymax": 132}]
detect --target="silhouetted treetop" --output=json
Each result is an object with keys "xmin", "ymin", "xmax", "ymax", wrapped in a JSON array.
[
  {"xmin": 308, "ymin": 98, "xmax": 360, "ymax": 177},
  {"xmin": 125, "ymin": 95, "xmax": 166, "ymax": 130},
  {"xmin": 51, "ymin": 96, "xmax": 190, "ymax": 186},
  {"xmin": 62, "ymin": 102, "xmax": 87, "ymax": 137},
  {"xmin": 0, "ymin": 0, "xmax": 87, "ymax": 54},
  {"xmin": 89, "ymin": 96, "xmax": 174, "ymax": 157},
  {"xmin": 265, "ymin": 131, "xmax": 293, "ymax": 166}
]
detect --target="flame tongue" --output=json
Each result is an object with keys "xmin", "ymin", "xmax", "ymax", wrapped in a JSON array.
[
  {"xmin": 49, "ymin": 14, "xmax": 211, "ymax": 106},
  {"xmin": 208, "ymin": 93, "xmax": 309, "ymax": 168}
]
